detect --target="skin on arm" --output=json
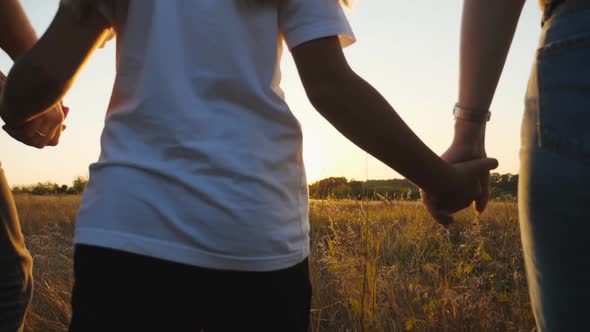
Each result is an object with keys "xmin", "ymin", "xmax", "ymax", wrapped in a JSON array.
[
  {"xmin": 0, "ymin": 0, "xmax": 62, "ymax": 148},
  {"xmin": 454, "ymin": 0, "xmax": 525, "ymax": 152},
  {"xmin": 421, "ymin": 0, "xmax": 525, "ymax": 224},
  {"xmin": 0, "ymin": 0, "xmax": 37, "ymax": 60},
  {"xmin": 0, "ymin": 0, "xmax": 77, "ymax": 148},
  {"xmin": 0, "ymin": 3, "xmax": 111, "ymax": 128},
  {"xmin": 436, "ymin": 0, "xmax": 526, "ymax": 216},
  {"xmin": 292, "ymin": 37, "xmax": 498, "ymax": 213}
]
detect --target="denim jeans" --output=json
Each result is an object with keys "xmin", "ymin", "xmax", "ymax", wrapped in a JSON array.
[
  {"xmin": 0, "ymin": 164, "xmax": 32, "ymax": 332},
  {"xmin": 520, "ymin": 6, "xmax": 590, "ymax": 332}
]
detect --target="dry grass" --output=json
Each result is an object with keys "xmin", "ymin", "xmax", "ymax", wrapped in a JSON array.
[
  {"xmin": 15, "ymin": 195, "xmax": 535, "ymax": 331},
  {"xmin": 16, "ymin": 195, "xmax": 79, "ymax": 332},
  {"xmin": 308, "ymin": 200, "xmax": 534, "ymax": 331}
]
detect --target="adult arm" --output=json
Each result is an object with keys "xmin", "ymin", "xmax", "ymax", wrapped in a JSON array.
[
  {"xmin": 429, "ymin": 0, "xmax": 525, "ymax": 219},
  {"xmin": 0, "ymin": 4, "xmax": 111, "ymax": 127},
  {"xmin": 292, "ymin": 37, "xmax": 498, "ymax": 212},
  {"xmin": 0, "ymin": 0, "xmax": 37, "ymax": 60}
]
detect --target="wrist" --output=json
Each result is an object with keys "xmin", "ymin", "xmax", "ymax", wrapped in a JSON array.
[{"xmin": 452, "ymin": 119, "xmax": 486, "ymax": 147}]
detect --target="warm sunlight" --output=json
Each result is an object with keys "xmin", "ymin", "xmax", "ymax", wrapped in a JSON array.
[
  {"xmin": 6, "ymin": 1, "xmax": 589, "ymax": 331},
  {"xmin": 0, "ymin": 1, "xmax": 540, "ymax": 186}
]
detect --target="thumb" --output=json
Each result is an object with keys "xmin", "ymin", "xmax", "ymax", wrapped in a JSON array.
[{"xmin": 460, "ymin": 158, "xmax": 499, "ymax": 176}]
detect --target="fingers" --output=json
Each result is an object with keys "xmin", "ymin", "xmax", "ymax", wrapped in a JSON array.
[
  {"xmin": 4, "ymin": 127, "xmax": 46, "ymax": 148},
  {"xmin": 475, "ymin": 173, "xmax": 490, "ymax": 215},
  {"xmin": 47, "ymin": 127, "xmax": 63, "ymax": 147},
  {"xmin": 421, "ymin": 189, "xmax": 455, "ymax": 227},
  {"xmin": 434, "ymin": 213, "xmax": 454, "ymax": 228},
  {"xmin": 3, "ymin": 116, "xmax": 65, "ymax": 148},
  {"xmin": 457, "ymin": 158, "xmax": 499, "ymax": 177}
]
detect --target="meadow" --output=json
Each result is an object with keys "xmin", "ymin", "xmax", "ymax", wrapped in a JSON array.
[{"xmin": 16, "ymin": 195, "xmax": 535, "ymax": 331}]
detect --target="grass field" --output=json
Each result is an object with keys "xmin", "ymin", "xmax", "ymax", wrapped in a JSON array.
[{"xmin": 15, "ymin": 195, "xmax": 535, "ymax": 331}]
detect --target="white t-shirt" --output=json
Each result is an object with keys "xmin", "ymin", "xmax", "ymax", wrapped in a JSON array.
[{"xmin": 68, "ymin": 0, "xmax": 354, "ymax": 271}]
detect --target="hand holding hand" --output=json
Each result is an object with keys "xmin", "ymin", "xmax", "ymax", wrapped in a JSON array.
[
  {"xmin": 421, "ymin": 156, "xmax": 498, "ymax": 226},
  {"xmin": 421, "ymin": 121, "xmax": 497, "ymax": 226},
  {"xmin": 441, "ymin": 142, "xmax": 490, "ymax": 213},
  {"xmin": 2, "ymin": 103, "xmax": 66, "ymax": 149}
]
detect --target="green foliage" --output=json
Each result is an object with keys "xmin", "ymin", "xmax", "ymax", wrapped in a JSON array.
[
  {"xmin": 309, "ymin": 177, "xmax": 420, "ymax": 200},
  {"xmin": 489, "ymin": 173, "xmax": 518, "ymax": 201},
  {"xmin": 12, "ymin": 176, "xmax": 89, "ymax": 196},
  {"xmin": 309, "ymin": 173, "xmax": 518, "ymax": 201}
]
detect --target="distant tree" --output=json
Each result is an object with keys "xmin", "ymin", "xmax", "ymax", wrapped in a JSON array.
[
  {"xmin": 309, "ymin": 173, "xmax": 518, "ymax": 201},
  {"xmin": 11, "ymin": 176, "xmax": 91, "ymax": 196},
  {"xmin": 309, "ymin": 177, "xmax": 348, "ymax": 199},
  {"xmin": 490, "ymin": 173, "xmax": 518, "ymax": 200},
  {"xmin": 72, "ymin": 176, "xmax": 88, "ymax": 194},
  {"xmin": 331, "ymin": 184, "xmax": 352, "ymax": 199},
  {"xmin": 58, "ymin": 184, "xmax": 69, "ymax": 195}
]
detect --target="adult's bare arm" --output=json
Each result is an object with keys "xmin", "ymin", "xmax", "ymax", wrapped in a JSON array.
[
  {"xmin": 0, "ymin": 4, "xmax": 111, "ymax": 127},
  {"xmin": 292, "ymin": 37, "xmax": 498, "ymax": 212},
  {"xmin": 0, "ymin": 0, "xmax": 37, "ymax": 60},
  {"xmin": 431, "ymin": 0, "xmax": 526, "ymax": 218}
]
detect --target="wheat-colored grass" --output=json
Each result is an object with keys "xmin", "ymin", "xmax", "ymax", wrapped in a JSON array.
[
  {"xmin": 16, "ymin": 195, "xmax": 534, "ymax": 331},
  {"xmin": 16, "ymin": 195, "xmax": 79, "ymax": 332}
]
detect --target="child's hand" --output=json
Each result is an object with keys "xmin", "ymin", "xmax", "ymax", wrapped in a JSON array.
[
  {"xmin": 421, "ymin": 157, "xmax": 498, "ymax": 226},
  {"xmin": 2, "ymin": 104, "xmax": 66, "ymax": 149}
]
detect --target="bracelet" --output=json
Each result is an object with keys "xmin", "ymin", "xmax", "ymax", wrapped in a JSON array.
[{"xmin": 453, "ymin": 104, "xmax": 491, "ymax": 123}]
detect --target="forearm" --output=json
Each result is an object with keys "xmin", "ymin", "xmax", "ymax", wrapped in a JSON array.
[
  {"xmin": 454, "ymin": 0, "xmax": 524, "ymax": 145},
  {"xmin": 0, "ymin": 4, "xmax": 111, "ymax": 127},
  {"xmin": 459, "ymin": 0, "xmax": 524, "ymax": 112},
  {"xmin": 0, "ymin": 59, "xmax": 68, "ymax": 127},
  {"xmin": 0, "ymin": 0, "xmax": 37, "ymax": 60},
  {"xmin": 310, "ymin": 73, "xmax": 454, "ymax": 194}
]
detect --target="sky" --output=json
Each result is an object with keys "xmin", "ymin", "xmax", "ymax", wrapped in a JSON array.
[{"xmin": 0, "ymin": 1, "xmax": 542, "ymax": 186}]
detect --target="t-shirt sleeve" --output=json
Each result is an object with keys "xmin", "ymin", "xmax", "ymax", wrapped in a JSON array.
[{"xmin": 278, "ymin": 0, "xmax": 356, "ymax": 50}]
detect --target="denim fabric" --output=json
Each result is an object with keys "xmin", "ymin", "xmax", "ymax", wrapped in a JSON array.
[
  {"xmin": 0, "ymin": 165, "xmax": 32, "ymax": 332},
  {"xmin": 520, "ymin": 8, "xmax": 590, "ymax": 332}
]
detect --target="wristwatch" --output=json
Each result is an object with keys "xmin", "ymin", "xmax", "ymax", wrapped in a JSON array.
[{"xmin": 453, "ymin": 104, "xmax": 491, "ymax": 123}]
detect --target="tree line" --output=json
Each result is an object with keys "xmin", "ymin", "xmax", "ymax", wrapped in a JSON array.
[
  {"xmin": 309, "ymin": 173, "xmax": 518, "ymax": 201},
  {"xmin": 13, "ymin": 173, "xmax": 518, "ymax": 200},
  {"xmin": 12, "ymin": 176, "xmax": 88, "ymax": 196}
]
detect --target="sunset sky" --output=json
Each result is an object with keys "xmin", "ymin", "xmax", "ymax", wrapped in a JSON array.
[{"xmin": 0, "ymin": 1, "xmax": 542, "ymax": 186}]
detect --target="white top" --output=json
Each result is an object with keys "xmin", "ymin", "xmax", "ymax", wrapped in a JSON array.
[{"xmin": 67, "ymin": 0, "xmax": 355, "ymax": 271}]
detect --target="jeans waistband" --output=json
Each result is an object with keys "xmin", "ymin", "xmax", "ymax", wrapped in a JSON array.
[{"xmin": 543, "ymin": 0, "xmax": 590, "ymax": 26}]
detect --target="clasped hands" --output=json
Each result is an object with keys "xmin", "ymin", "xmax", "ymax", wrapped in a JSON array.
[
  {"xmin": 421, "ymin": 121, "xmax": 493, "ymax": 227},
  {"xmin": 0, "ymin": 72, "xmax": 68, "ymax": 149}
]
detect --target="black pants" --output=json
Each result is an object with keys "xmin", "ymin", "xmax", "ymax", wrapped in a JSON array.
[{"xmin": 69, "ymin": 245, "xmax": 312, "ymax": 332}]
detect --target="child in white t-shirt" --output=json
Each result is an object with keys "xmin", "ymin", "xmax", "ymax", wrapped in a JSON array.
[{"xmin": 0, "ymin": 1, "xmax": 497, "ymax": 330}]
